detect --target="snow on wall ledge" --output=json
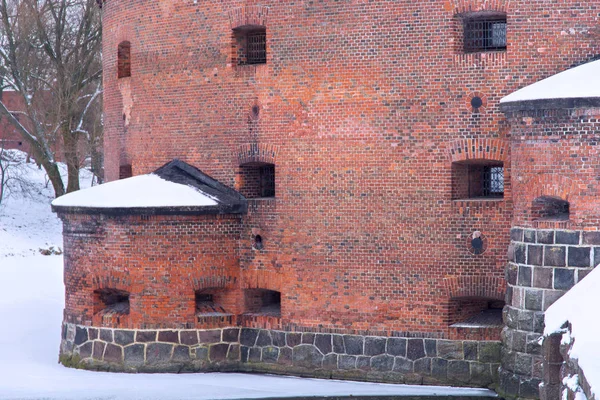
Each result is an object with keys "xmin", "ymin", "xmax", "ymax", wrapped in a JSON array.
[
  {"xmin": 51, "ymin": 174, "xmax": 218, "ymax": 208},
  {"xmin": 544, "ymin": 264, "xmax": 600, "ymax": 399},
  {"xmin": 500, "ymin": 59, "xmax": 600, "ymax": 105}
]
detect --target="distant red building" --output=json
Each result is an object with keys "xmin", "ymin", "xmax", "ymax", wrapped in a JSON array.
[{"xmin": 0, "ymin": 91, "xmax": 29, "ymax": 154}]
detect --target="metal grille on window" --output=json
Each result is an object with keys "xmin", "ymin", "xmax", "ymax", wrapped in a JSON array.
[
  {"xmin": 464, "ymin": 18, "xmax": 507, "ymax": 53},
  {"xmin": 483, "ymin": 166, "xmax": 504, "ymax": 197},
  {"xmin": 246, "ymin": 31, "xmax": 266, "ymax": 65},
  {"xmin": 260, "ymin": 165, "xmax": 275, "ymax": 197}
]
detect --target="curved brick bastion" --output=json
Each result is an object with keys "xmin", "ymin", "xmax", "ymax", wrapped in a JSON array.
[{"xmin": 53, "ymin": 160, "xmax": 501, "ymax": 387}]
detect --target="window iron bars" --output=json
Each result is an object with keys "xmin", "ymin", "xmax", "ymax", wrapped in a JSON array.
[
  {"xmin": 259, "ymin": 165, "xmax": 275, "ymax": 198},
  {"xmin": 246, "ymin": 31, "xmax": 266, "ymax": 65},
  {"xmin": 464, "ymin": 18, "xmax": 507, "ymax": 53},
  {"xmin": 483, "ymin": 166, "xmax": 504, "ymax": 197}
]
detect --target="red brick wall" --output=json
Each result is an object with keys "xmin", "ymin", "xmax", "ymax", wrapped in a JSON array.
[
  {"xmin": 99, "ymin": 0, "xmax": 600, "ymax": 337},
  {"xmin": 61, "ymin": 213, "xmax": 242, "ymax": 329}
]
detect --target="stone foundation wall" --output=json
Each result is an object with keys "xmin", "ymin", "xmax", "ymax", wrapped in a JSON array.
[{"xmin": 60, "ymin": 323, "xmax": 500, "ymax": 387}]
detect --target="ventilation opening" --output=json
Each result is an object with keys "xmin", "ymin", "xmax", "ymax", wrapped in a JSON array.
[
  {"xmin": 239, "ymin": 162, "xmax": 275, "ymax": 199},
  {"xmin": 94, "ymin": 288, "xmax": 130, "ymax": 316},
  {"xmin": 532, "ymin": 196, "xmax": 570, "ymax": 221},
  {"xmin": 449, "ymin": 297, "xmax": 504, "ymax": 328},
  {"xmin": 117, "ymin": 41, "xmax": 131, "ymax": 78},
  {"xmin": 195, "ymin": 289, "xmax": 229, "ymax": 316},
  {"xmin": 244, "ymin": 289, "xmax": 281, "ymax": 317},
  {"xmin": 233, "ymin": 25, "xmax": 266, "ymax": 66},
  {"xmin": 462, "ymin": 12, "xmax": 507, "ymax": 53},
  {"xmin": 119, "ymin": 164, "xmax": 132, "ymax": 180},
  {"xmin": 253, "ymin": 234, "xmax": 264, "ymax": 250},
  {"xmin": 452, "ymin": 160, "xmax": 504, "ymax": 200}
]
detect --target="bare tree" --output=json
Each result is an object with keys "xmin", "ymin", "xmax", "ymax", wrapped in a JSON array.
[{"xmin": 0, "ymin": 0, "xmax": 102, "ymax": 197}]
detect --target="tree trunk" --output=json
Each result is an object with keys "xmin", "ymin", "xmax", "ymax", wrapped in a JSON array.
[{"xmin": 63, "ymin": 129, "xmax": 80, "ymax": 193}]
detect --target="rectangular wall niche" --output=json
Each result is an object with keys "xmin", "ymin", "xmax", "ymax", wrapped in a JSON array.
[
  {"xmin": 452, "ymin": 160, "xmax": 504, "ymax": 200},
  {"xmin": 94, "ymin": 288, "xmax": 130, "ymax": 316},
  {"xmin": 239, "ymin": 163, "xmax": 275, "ymax": 199},
  {"xmin": 244, "ymin": 289, "xmax": 281, "ymax": 317}
]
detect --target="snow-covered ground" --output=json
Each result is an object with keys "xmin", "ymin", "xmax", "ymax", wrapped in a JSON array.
[{"xmin": 0, "ymin": 151, "xmax": 497, "ymax": 399}]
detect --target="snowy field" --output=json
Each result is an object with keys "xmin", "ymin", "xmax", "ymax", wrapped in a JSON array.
[{"xmin": 0, "ymin": 152, "xmax": 497, "ymax": 399}]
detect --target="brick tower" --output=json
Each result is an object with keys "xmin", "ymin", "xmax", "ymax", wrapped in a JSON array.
[{"xmin": 53, "ymin": 0, "xmax": 600, "ymax": 395}]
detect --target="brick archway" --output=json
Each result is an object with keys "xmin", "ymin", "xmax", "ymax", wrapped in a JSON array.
[
  {"xmin": 447, "ymin": 138, "xmax": 509, "ymax": 164},
  {"xmin": 237, "ymin": 143, "xmax": 278, "ymax": 165},
  {"xmin": 229, "ymin": 5, "xmax": 269, "ymax": 29},
  {"xmin": 446, "ymin": 0, "xmax": 511, "ymax": 14}
]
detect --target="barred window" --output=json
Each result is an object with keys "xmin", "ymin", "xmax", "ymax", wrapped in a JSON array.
[
  {"xmin": 451, "ymin": 161, "xmax": 504, "ymax": 200},
  {"xmin": 239, "ymin": 162, "xmax": 275, "ymax": 199},
  {"xmin": 233, "ymin": 26, "xmax": 267, "ymax": 66},
  {"xmin": 463, "ymin": 15, "xmax": 507, "ymax": 53},
  {"xmin": 483, "ymin": 166, "xmax": 504, "ymax": 196}
]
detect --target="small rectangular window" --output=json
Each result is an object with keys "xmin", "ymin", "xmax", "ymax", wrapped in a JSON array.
[
  {"xmin": 463, "ymin": 17, "xmax": 507, "ymax": 53},
  {"xmin": 483, "ymin": 166, "xmax": 504, "ymax": 196},
  {"xmin": 233, "ymin": 26, "xmax": 267, "ymax": 66}
]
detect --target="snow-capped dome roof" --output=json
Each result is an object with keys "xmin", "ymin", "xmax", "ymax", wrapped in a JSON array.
[
  {"xmin": 52, "ymin": 160, "xmax": 247, "ymax": 215},
  {"xmin": 501, "ymin": 59, "xmax": 600, "ymax": 109}
]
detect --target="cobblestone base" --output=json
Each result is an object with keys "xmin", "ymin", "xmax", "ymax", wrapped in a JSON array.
[{"xmin": 60, "ymin": 323, "xmax": 500, "ymax": 387}]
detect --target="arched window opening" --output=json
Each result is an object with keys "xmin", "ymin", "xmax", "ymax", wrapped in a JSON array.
[
  {"xmin": 244, "ymin": 289, "xmax": 281, "ymax": 317},
  {"xmin": 239, "ymin": 162, "xmax": 275, "ymax": 199},
  {"xmin": 117, "ymin": 41, "xmax": 131, "ymax": 78},
  {"xmin": 233, "ymin": 25, "xmax": 266, "ymax": 66},
  {"xmin": 195, "ymin": 288, "xmax": 229, "ymax": 316},
  {"xmin": 449, "ymin": 297, "xmax": 504, "ymax": 328},
  {"xmin": 94, "ymin": 288, "xmax": 130, "ymax": 316},
  {"xmin": 531, "ymin": 196, "xmax": 570, "ymax": 221},
  {"xmin": 452, "ymin": 160, "xmax": 504, "ymax": 200}
]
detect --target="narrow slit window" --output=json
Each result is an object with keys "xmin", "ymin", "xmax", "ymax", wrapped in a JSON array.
[{"xmin": 117, "ymin": 41, "xmax": 131, "ymax": 78}]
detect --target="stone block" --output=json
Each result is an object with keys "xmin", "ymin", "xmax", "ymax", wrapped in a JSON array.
[
  {"xmin": 499, "ymin": 369, "xmax": 520, "ymax": 396},
  {"xmin": 407, "ymin": 339, "xmax": 425, "ymax": 360},
  {"xmin": 555, "ymin": 231, "xmax": 579, "ymax": 245},
  {"xmin": 227, "ymin": 344, "xmax": 240, "ymax": 361},
  {"xmin": 512, "ymin": 330, "xmax": 527, "ymax": 353},
  {"xmin": 88, "ymin": 328, "xmax": 98, "ymax": 340},
  {"xmin": 278, "ymin": 347, "xmax": 292, "ymax": 365},
  {"xmin": 448, "ymin": 360, "xmax": 470, "ymax": 383},
  {"xmin": 338, "ymin": 355, "xmax": 356, "ymax": 370},
  {"xmin": 537, "ymin": 230, "xmax": 554, "ymax": 244},
  {"xmin": 356, "ymin": 356, "xmax": 370, "ymax": 370},
  {"xmin": 332, "ymin": 335, "xmax": 345, "ymax": 353},
  {"xmin": 533, "ymin": 267, "xmax": 553, "ymax": 289},
  {"xmin": 437, "ymin": 341, "xmax": 463, "ymax": 360},
  {"xmin": 172, "ymin": 345, "xmax": 191, "ymax": 362},
  {"xmin": 543, "ymin": 290, "xmax": 565, "ymax": 311},
  {"xmin": 93, "ymin": 341, "xmax": 105, "ymax": 360},
  {"xmin": 365, "ymin": 337, "xmax": 386, "ymax": 356},
  {"xmin": 424, "ymin": 339, "xmax": 437, "ymax": 357},
  {"xmin": 315, "ymin": 334, "xmax": 332, "ymax": 355},
  {"xmin": 431, "ymin": 358, "xmax": 448, "ymax": 380},
  {"xmin": 528, "ymin": 245, "xmax": 543, "ymax": 266},
  {"xmin": 272, "ymin": 331, "xmax": 286, "ymax": 347},
  {"xmin": 240, "ymin": 329, "xmax": 259, "ymax": 347},
  {"xmin": 515, "ymin": 243, "xmax": 527, "ymax": 264},
  {"xmin": 595, "ymin": 248, "xmax": 600, "ymax": 268},
  {"xmin": 371, "ymin": 354, "xmax": 394, "ymax": 371},
  {"xmin": 262, "ymin": 346, "xmax": 279, "ymax": 363},
  {"xmin": 301, "ymin": 333, "xmax": 315, "ymax": 345},
  {"xmin": 514, "ymin": 352, "xmax": 533, "ymax": 376},
  {"xmin": 520, "ymin": 378, "xmax": 542, "ymax": 398},
  {"xmin": 469, "ymin": 362, "xmax": 492, "ymax": 386},
  {"xmin": 124, "ymin": 344, "xmax": 145, "ymax": 366},
  {"xmin": 510, "ymin": 228, "xmax": 523, "ymax": 242},
  {"xmin": 78, "ymin": 341, "xmax": 93, "ymax": 358},
  {"xmin": 240, "ymin": 346, "xmax": 249, "ymax": 363},
  {"xmin": 414, "ymin": 358, "xmax": 431, "ymax": 375},
  {"xmin": 136, "ymin": 330, "xmax": 157, "ymax": 343},
  {"xmin": 506, "ymin": 263, "xmax": 518, "ymax": 285},
  {"xmin": 544, "ymin": 246, "xmax": 566, "ymax": 267},
  {"xmin": 533, "ymin": 311, "xmax": 545, "ymax": 334},
  {"xmin": 180, "ymin": 330, "xmax": 199, "ymax": 346},
  {"xmin": 100, "ymin": 329, "xmax": 113, "ymax": 343},
  {"xmin": 293, "ymin": 344, "xmax": 323, "ymax": 369},
  {"xmin": 479, "ymin": 342, "xmax": 501, "ymax": 363},
  {"xmin": 286, "ymin": 332, "xmax": 302, "ymax": 348},
  {"xmin": 323, "ymin": 353, "xmax": 338, "ymax": 370},
  {"xmin": 583, "ymin": 231, "xmax": 600, "ymax": 245},
  {"xmin": 568, "ymin": 247, "xmax": 591, "ymax": 267},
  {"xmin": 158, "ymin": 330, "xmax": 179, "ymax": 343},
  {"xmin": 74, "ymin": 327, "xmax": 88, "ymax": 346},
  {"xmin": 103, "ymin": 343, "xmax": 123, "ymax": 363},
  {"xmin": 464, "ymin": 341, "xmax": 478, "ymax": 361},
  {"xmin": 518, "ymin": 266, "xmax": 532, "ymax": 287},
  {"xmin": 147, "ymin": 343, "xmax": 173, "ymax": 364},
  {"xmin": 199, "ymin": 330, "xmax": 221, "ymax": 344},
  {"xmin": 208, "ymin": 343, "xmax": 229, "ymax": 362},
  {"xmin": 554, "ymin": 268, "xmax": 574, "ymax": 290},
  {"xmin": 343, "ymin": 335, "xmax": 364, "ymax": 355},
  {"xmin": 393, "ymin": 357, "xmax": 413, "ymax": 373},
  {"xmin": 387, "ymin": 337, "xmax": 407, "ymax": 357},
  {"xmin": 194, "ymin": 346, "xmax": 208, "ymax": 362},
  {"xmin": 517, "ymin": 309, "xmax": 534, "ymax": 332},
  {"xmin": 525, "ymin": 288, "xmax": 543, "ymax": 311},
  {"xmin": 524, "ymin": 229, "xmax": 536, "ymax": 243},
  {"xmin": 114, "ymin": 330, "xmax": 135, "ymax": 346},
  {"xmin": 222, "ymin": 328, "xmax": 240, "ymax": 343}
]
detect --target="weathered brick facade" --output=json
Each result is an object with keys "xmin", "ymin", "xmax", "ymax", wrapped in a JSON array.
[{"xmin": 56, "ymin": 0, "xmax": 600, "ymax": 397}]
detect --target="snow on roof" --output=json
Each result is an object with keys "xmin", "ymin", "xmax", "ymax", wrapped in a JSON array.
[
  {"xmin": 51, "ymin": 174, "xmax": 218, "ymax": 208},
  {"xmin": 545, "ymin": 265, "xmax": 600, "ymax": 398},
  {"xmin": 501, "ymin": 59, "xmax": 600, "ymax": 104}
]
